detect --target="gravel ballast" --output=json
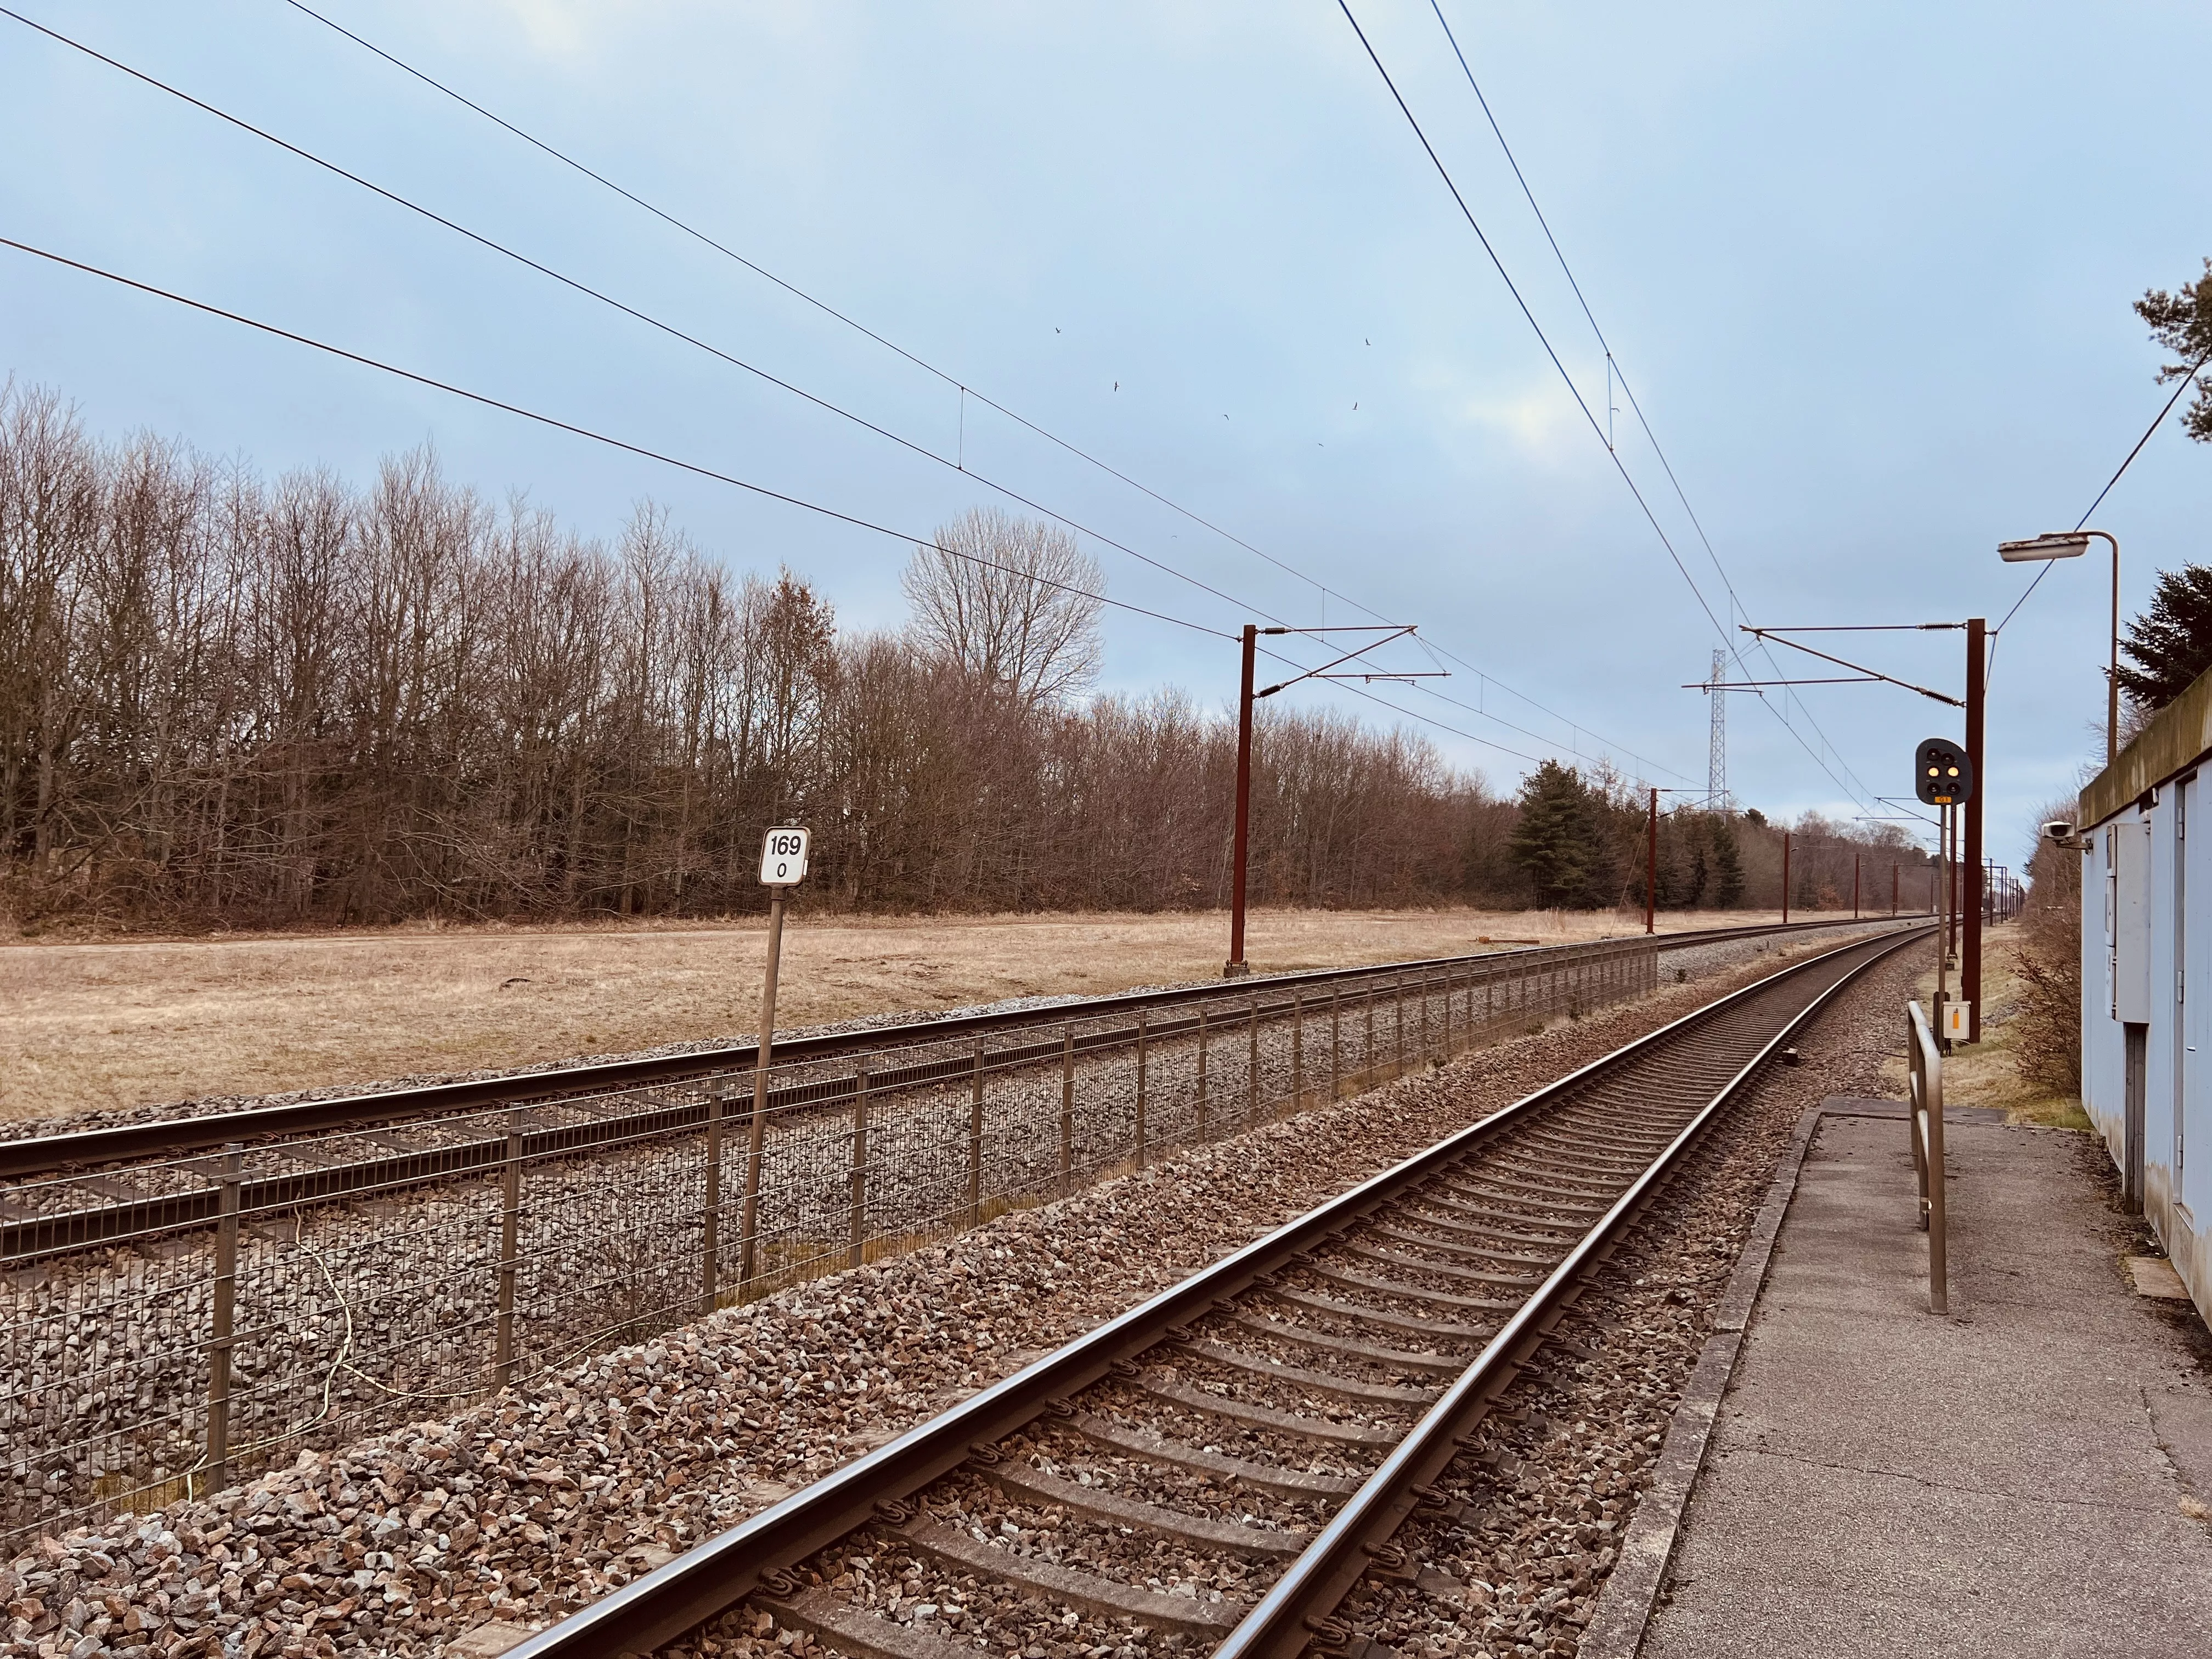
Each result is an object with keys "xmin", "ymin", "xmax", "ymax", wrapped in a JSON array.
[{"xmin": 3, "ymin": 929, "xmax": 1922, "ymax": 1659}]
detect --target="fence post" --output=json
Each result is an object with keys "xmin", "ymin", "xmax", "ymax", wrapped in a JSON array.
[
  {"xmin": 1248, "ymin": 995, "xmax": 1260, "ymax": 1122},
  {"xmin": 1363, "ymin": 981, "xmax": 1374, "ymax": 1085},
  {"xmin": 1198, "ymin": 1007, "xmax": 1210, "ymax": 1142},
  {"xmin": 1135, "ymin": 1011, "xmax": 1149, "ymax": 1169},
  {"xmin": 699, "ymin": 1079, "xmax": 724, "ymax": 1317},
  {"xmin": 204, "ymin": 1142, "xmax": 242, "ymax": 1497},
  {"xmin": 1396, "ymin": 976, "xmax": 1406, "ymax": 1074},
  {"xmin": 1059, "ymin": 1024, "xmax": 1074, "ymax": 1195},
  {"xmin": 494, "ymin": 1109, "xmax": 523, "ymax": 1390},
  {"xmin": 1331, "ymin": 988, "xmax": 1342, "ymax": 1100},
  {"xmin": 968, "ymin": 1036, "xmax": 985, "ymax": 1225},
  {"xmin": 848, "ymin": 1063, "xmax": 870, "ymax": 1268}
]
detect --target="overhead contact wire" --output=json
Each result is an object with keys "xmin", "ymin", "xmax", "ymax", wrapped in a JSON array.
[
  {"xmin": 1357, "ymin": 0, "xmax": 1887, "ymax": 814},
  {"xmin": 0, "ymin": 234, "xmax": 1231, "ymax": 644},
  {"xmin": 273, "ymin": 0, "xmax": 1690, "ymax": 783}
]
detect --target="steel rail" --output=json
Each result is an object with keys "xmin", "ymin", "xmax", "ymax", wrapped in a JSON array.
[
  {"xmin": 501, "ymin": 923, "xmax": 1931, "ymax": 1659},
  {"xmin": 1213, "ymin": 927, "xmax": 1926, "ymax": 1659},
  {"xmin": 4, "ymin": 914, "xmax": 1895, "ymax": 1180},
  {"xmin": 5, "ymin": 933, "xmax": 1663, "ymax": 1261}
]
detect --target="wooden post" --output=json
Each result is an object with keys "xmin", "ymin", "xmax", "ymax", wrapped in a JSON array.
[
  {"xmin": 1135, "ymin": 1011, "xmax": 1149, "ymax": 1169},
  {"xmin": 494, "ymin": 1109, "xmax": 523, "ymax": 1390},
  {"xmin": 1291, "ymin": 991, "xmax": 1305, "ymax": 1110},
  {"xmin": 847, "ymin": 1063, "xmax": 870, "ymax": 1268},
  {"xmin": 739, "ymin": 891, "xmax": 788, "ymax": 1285},
  {"xmin": 699, "ymin": 1079, "xmax": 724, "ymax": 1317},
  {"xmin": 1058, "ymin": 1025, "xmax": 1074, "ymax": 1195},
  {"xmin": 204, "ymin": 1142, "xmax": 242, "ymax": 1496},
  {"xmin": 967, "ymin": 1036, "xmax": 985, "ymax": 1224}
]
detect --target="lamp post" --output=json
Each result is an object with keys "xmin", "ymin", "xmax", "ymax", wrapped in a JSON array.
[{"xmin": 1999, "ymin": 530, "xmax": 2121, "ymax": 764}]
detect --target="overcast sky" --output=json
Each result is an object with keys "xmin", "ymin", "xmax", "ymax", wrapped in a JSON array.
[{"xmin": 4, "ymin": 1, "xmax": 2207, "ymax": 865}]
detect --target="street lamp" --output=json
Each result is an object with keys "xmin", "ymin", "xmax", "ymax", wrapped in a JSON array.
[{"xmin": 1999, "ymin": 529, "xmax": 2121, "ymax": 764}]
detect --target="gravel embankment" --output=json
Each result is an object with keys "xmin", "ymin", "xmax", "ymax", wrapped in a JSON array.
[
  {"xmin": 1, "ymin": 928, "xmax": 1921, "ymax": 1659},
  {"xmin": 10, "ymin": 928, "xmax": 1887, "ymax": 1541}
]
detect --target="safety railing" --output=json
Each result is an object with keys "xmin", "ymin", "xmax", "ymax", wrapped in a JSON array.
[{"xmin": 1905, "ymin": 998, "xmax": 1948, "ymax": 1313}]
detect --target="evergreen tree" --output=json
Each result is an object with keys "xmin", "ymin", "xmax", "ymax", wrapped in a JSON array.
[
  {"xmin": 2136, "ymin": 257, "xmax": 2212, "ymax": 444},
  {"xmin": 2115, "ymin": 562, "xmax": 2212, "ymax": 712},
  {"xmin": 1509, "ymin": 761, "xmax": 1615, "ymax": 908},
  {"xmin": 1710, "ymin": 819, "xmax": 1747, "ymax": 907}
]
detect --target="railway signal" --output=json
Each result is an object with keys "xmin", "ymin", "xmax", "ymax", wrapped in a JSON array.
[
  {"xmin": 1732, "ymin": 620, "xmax": 1988, "ymax": 1041},
  {"xmin": 1914, "ymin": 737, "xmax": 1973, "ymax": 805}
]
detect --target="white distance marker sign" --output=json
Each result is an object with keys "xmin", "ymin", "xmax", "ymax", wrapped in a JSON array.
[{"xmin": 759, "ymin": 827, "xmax": 811, "ymax": 886}]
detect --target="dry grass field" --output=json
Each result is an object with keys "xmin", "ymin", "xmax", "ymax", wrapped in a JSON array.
[
  {"xmin": 0, "ymin": 905, "xmax": 1822, "ymax": 1125},
  {"xmin": 1881, "ymin": 921, "xmax": 2092, "ymax": 1131}
]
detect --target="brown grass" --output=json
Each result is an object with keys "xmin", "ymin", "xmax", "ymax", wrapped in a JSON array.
[
  {"xmin": 1879, "ymin": 921, "xmax": 2092, "ymax": 1131},
  {"xmin": 0, "ymin": 905, "xmax": 1827, "ymax": 1125}
]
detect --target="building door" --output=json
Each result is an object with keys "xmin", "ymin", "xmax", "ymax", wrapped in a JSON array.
[
  {"xmin": 2178, "ymin": 777, "xmax": 2192, "ymax": 1202},
  {"xmin": 2126, "ymin": 1022, "xmax": 2148, "ymax": 1214}
]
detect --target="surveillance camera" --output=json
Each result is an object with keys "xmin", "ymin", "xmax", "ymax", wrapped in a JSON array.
[{"xmin": 2043, "ymin": 820, "xmax": 2074, "ymax": 843}]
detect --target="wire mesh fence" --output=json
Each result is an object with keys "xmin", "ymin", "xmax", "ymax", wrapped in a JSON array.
[{"xmin": 0, "ymin": 924, "xmax": 1875, "ymax": 1549}]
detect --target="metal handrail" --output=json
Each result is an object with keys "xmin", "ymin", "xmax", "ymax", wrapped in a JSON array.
[{"xmin": 1906, "ymin": 998, "xmax": 1948, "ymax": 1313}]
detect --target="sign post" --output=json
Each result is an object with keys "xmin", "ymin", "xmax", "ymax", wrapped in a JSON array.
[
  {"xmin": 1916, "ymin": 740, "xmax": 1974, "ymax": 1048},
  {"xmin": 738, "ymin": 826, "xmax": 810, "ymax": 1285}
]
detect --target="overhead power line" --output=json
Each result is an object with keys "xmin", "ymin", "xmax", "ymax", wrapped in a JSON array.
[
  {"xmin": 1423, "ymin": 0, "xmax": 1892, "ymax": 815},
  {"xmin": 4, "ymin": 232, "xmax": 1617, "ymax": 777},
  {"xmin": 263, "ymin": 0, "xmax": 1694, "ymax": 786},
  {"xmin": 0, "ymin": 235, "xmax": 1231, "ymax": 644},
  {"xmin": 1993, "ymin": 346, "xmax": 2212, "ymax": 640},
  {"xmin": 1345, "ymin": 0, "xmax": 1892, "ymax": 817}
]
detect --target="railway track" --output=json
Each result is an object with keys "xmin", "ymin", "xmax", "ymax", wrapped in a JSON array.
[
  {"xmin": 3, "ymin": 913, "xmax": 1892, "ymax": 1181},
  {"xmin": 504, "ymin": 923, "xmax": 1929, "ymax": 1659}
]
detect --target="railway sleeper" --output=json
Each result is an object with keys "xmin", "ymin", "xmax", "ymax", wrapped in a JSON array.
[
  {"xmin": 1258, "ymin": 1282, "xmax": 1494, "ymax": 1343},
  {"xmin": 895, "ymin": 1511, "xmax": 1248, "ymax": 1635},
  {"xmin": 1227, "ymin": 1310, "xmax": 1467, "ymax": 1378},
  {"xmin": 1339, "ymin": 1243, "xmax": 1547, "ymax": 1289},
  {"xmin": 1303, "ymin": 1262, "xmax": 1521, "ymax": 1313},
  {"xmin": 1068, "ymin": 1411, "xmax": 1363, "ymax": 1500},
  {"xmin": 989, "ymin": 1461, "xmax": 1313, "ymax": 1558},
  {"xmin": 1137, "ymin": 1373, "xmax": 1399, "ymax": 1446},
  {"xmin": 1366, "ymin": 1221, "xmax": 1550, "ymax": 1268},
  {"xmin": 1411, "ymin": 1190, "xmax": 1583, "ymax": 1235},
  {"xmin": 1167, "ymin": 1336, "xmax": 1441, "ymax": 1405}
]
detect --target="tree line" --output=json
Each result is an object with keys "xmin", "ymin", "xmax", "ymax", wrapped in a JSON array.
[{"xmin": 0, "ymin": 381, "xmax": 1927, "ymax": 929}]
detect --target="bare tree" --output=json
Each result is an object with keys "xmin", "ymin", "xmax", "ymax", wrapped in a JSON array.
[{"xmin": 901, "ymin": 506, "xmax": 1103, "ymax": 707}]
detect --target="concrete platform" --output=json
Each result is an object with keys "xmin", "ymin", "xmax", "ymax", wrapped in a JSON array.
[{"xmin": 1634, "ymin": 1110, "xmax": 2212, "ymax": 1658}]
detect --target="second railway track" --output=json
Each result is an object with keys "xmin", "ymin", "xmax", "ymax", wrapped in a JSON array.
[{"xmin": 509, "ymin": 923, "xmax": 1930, "ymax": 1659}]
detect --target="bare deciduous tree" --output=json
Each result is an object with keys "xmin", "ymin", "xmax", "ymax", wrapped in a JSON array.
[{"xmin": 901, "ymin": 506, "xmax": 1103, "ymax": 707}]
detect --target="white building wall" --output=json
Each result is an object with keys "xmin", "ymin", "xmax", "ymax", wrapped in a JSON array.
[{"xmin": 2081, "ymin": 786, "xmax": 2211, "ymax": 1313}]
